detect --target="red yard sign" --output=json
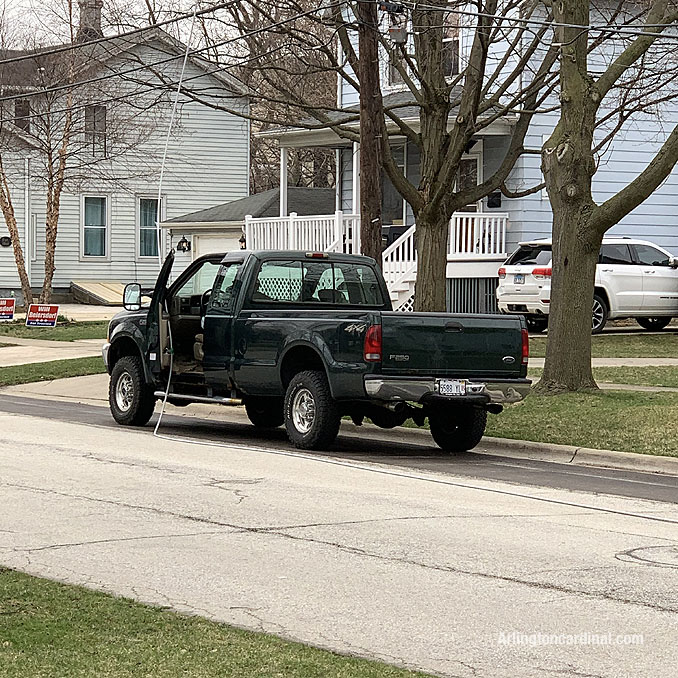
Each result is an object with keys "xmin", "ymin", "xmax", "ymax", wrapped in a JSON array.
[
  {"xmin": 0, "ymin": 298, "xmax": 15, "ymax": 321},
  {"xmin": 25, "ymin": 304, "xmax": 59, "ymax": 328}
]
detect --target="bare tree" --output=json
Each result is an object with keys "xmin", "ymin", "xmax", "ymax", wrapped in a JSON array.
[
  {"xmin": 539, "ymin": 0, "xmax": 678, "ymax": 392},
  {"xmin": 150, "ymin": 0, "xmax": 560, "ymax": 310},
  {"xmin": 0, "ymin": 3, "xmax": 168, "ymax": 302}
]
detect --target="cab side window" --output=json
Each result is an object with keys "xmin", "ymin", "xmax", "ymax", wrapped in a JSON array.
[
  {"xmin": 599, "ymin": 244, "xmax": 633, "ymax": 265},
  {"xmin": 633, "ymin": 244, "xmax": 670, "ymax": 267}
]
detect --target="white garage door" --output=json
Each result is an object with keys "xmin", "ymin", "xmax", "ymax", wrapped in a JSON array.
[{"xmin": 192, "ymin": 233, "xmax": 242, "ymax": 259}]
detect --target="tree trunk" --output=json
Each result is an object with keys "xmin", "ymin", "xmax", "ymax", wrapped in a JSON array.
[
  {"xmin": 0, "ymin": 164, "xmax": 33, "ymax": 306},
  {"xmin": 537, "ymin": 209, "xmax": 599, "ymax": 392},
  {"xmin": 40, "ymin": 199, "xmax": 59, "ymax": 304},
  {"xmin": 413, "ymin": 211, "xmax": 448, "ymax": 312},
  {"xmin": 356, "ymin": 0, "xmax": 383, "ymax": 265}
]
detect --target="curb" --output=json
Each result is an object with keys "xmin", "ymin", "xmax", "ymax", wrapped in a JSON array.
[{"xmin": 339, "ymin": 421, "xmax": 678, "ymax": 477}]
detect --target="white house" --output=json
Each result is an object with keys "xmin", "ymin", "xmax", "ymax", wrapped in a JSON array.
[
  {"xmin": 246, "ymin": 3, "xmax": 678, "ymax": 313},
  {"xmin": 0, "ymin": 0, "xmax": 250, "ymax": 302}
]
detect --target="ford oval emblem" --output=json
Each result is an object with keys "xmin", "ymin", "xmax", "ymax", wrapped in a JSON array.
[{"xmin": 502, "ymin": 356, "xmax": 516, "ymax": 364}]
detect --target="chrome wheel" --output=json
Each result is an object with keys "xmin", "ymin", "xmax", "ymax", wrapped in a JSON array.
[
  {"xmin": 592, "ymin": 298, "xmax": 605, "ymax": 331},
  {"xmin": 115, "ymin": 372, "xmax": 134, "ymax": 412},
  {"xmin": 291, "ymin": 387, "xmax": 316, "ymax": 434}
]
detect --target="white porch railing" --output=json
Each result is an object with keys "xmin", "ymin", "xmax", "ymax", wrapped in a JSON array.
[
  {"xmin": 245, "ymin": 211, "xmax": 361, "ymax": 254},
  {"xmin": 245, "ymin": 211, "xmax": 508, "ymax": 309},
  {"xmin": 449, "ymin": 213, "xmax": 507, "ymax": 259}
]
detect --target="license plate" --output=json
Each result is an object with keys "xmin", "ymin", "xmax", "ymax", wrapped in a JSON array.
[
  {"xmin": 514, "ymin": 274, "xmax": 525, "ymax": 284},
  {"xmin": 438, "ymin": 379, "xmax": 467, "ymax": 396}
]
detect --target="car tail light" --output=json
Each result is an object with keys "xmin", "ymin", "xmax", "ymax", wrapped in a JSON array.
[
  {"xmin": 532, "ymin": 267, "xmax": 552, "ymax": 279},
  {"xmin": 498, "ymin": 267, "xmax": 506, "ymax": 279},
  {"xmin": 522, "ymin": 328, "xmax": 529, "ymax": 365},
  {"xmin": 364, "ymin": 324, "xmax": 382, "ymax": 362}
]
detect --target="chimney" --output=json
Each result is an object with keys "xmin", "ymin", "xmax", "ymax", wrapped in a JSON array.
[{"xmin": 77, "ymin": 0, "xmax": 104, "ymax": 42}]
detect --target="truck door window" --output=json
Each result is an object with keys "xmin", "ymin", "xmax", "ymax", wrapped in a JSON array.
[
  {"xmin": 210, "ymin": 263, "xmax": 241, "ymax": 312},
  {"xmin": 175, "ymin": 261, "xmax": 221, "ymax": 298}
]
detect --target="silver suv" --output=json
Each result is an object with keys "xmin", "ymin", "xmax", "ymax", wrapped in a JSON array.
[{"xmin": 496, "ymin": 238, "xmax": 678, "ymax": 333}]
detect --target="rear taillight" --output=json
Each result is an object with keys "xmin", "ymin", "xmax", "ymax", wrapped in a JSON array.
[
  {"xmin": 522, "ymin": 328, "xmax": 529, "ymax": 365},
  {"xmin": 532, "ymin": 267, "xmax": 552, "ymax": 279},
  {"xmin": 363, "ymin": 324, "xmax": 382, "ymax": 362},
  {"xmin": 498, "ymin": 267, "xmax": 506, "ymax": 279}
]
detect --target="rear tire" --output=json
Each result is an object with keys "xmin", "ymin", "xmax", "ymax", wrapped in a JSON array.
[
  {"xmin": 592, "ymin": 294, "xmax": 608, "ymax": 334},
  {"xmin": 245, "ymin": 397, "xmax": 284, "ymax": 428},
  {"xmin": 284, "ymin": 370, "xmax": 340, "ymax": 450},
  {"xmin": 636, "ymin": 317, "xmax": 671, "ymax": 331},
  {"xmin": 429, "ymin": 406, "xmax": 487, "ymax": 453},
  {"xmin": 525, "ymin": 316, "xmax": 548, "ymax": 333},
  {"xmin": 109, "ymin": 356, "xmax": 156, "ymax": 426}
]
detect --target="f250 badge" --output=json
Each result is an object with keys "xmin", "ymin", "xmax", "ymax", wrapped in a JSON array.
[{"xmin": 389, "ymin": 354, "xmax": 410, "ymax": 362}]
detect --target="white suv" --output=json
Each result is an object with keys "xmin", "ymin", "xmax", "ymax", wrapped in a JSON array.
[{"xmin": 496, "ymin": 238, "xmax": 678, "ymax": 333}]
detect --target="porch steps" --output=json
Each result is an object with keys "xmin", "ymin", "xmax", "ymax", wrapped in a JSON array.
[{"xmin": 71, "ymin": 281, "xmax": 125, "ymax": 306}]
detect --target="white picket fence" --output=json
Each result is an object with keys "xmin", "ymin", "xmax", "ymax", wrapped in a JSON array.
[{"xmin": 245, "ymin": 211, "xmax": 508, "ymax": 309}]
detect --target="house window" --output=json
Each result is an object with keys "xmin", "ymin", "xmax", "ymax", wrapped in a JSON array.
[
  {"xmin": 139, "ymin": 198, "xmax": 159, "ymax": 258},
  {"xmin": 14, "ymin": 99, "xmax": 31, "ymax": 133},
  {"xmin": 83, "ymin": 196, "xmax": 107, "ymax": 257},
  {"xmin": 84, "ymin": 105, "xmax": 106, "ymax": 155},
  {"xmin": 443, "ymin": 12, "xmax": 460, "ymax": 77}
]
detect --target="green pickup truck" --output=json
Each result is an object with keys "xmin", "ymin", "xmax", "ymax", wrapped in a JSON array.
[{"xmin": 103, "ymin": 250, "xmax": 530, "ymax": 451}]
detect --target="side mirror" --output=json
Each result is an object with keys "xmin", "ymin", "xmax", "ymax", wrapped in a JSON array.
[
  {"xmin": 123, "ymin": 283, "xmax": 142, "ymax": 311},
  {"xmin": 669, "ymin": 256, "xmax": 678, "ymax": 269}
]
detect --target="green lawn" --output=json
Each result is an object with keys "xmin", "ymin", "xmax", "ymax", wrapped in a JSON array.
[
  {"xmin": 529, "ymin": 332, "xmax": 678, "ymax": 358},
  {"xmin": 486, "ymin": 389, "xmax": 678, "ymax": 456},
  {"xmin": 0, "ymin": 320, "xmax": 109, "ymax": 341},
  {"xmin": 0, "ymin": 568, "xmax": 428, "ymax": 678},
  {"xmin": 0, "ymin": 357, "xmax": 106, "ymax": 387},
  {"xmin": 530, "ymin": 366, "xmax": 678, "ymax": 389}
]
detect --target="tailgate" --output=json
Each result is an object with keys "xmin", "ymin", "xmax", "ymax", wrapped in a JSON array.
[{"xmin": 380, "ymin": 312, "xmax": 524, "ymax": 377}]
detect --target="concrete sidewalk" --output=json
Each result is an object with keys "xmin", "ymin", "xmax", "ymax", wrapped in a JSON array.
[{"xmin": 0, "ymin": 337, "xmax": 103, "ymax": 367}]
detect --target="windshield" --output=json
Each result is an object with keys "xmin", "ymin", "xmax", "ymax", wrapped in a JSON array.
[{"xmin": 506, "ymin": 245, "xmax": 552, "ymax": 266}]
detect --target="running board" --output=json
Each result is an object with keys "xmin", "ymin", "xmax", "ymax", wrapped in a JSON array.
[{"xmin": 154, "ymin": 392, "xmax": 242, "ymax": 406}]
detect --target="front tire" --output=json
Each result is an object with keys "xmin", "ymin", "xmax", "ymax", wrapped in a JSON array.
[
  {"xmin": 109, "ymin": 356, "xmax": 156, "ymax": 426},
  {"xmin": 429, "ymin": 406, "xmax": 487, "ymax": 453},
  {"xmin": 284, "ymin": 370, "xmax": 340, "ymax": 450},
  {"xmin": 245, "ymin": 397, "xmax": 284, "ymax": 428},
  {"xmin": 525, "ymin": 316, "xmax": 548, "ymax": 333},
  {"xmin": 636, "ymin": 317, "xmax": 671, "ymax": 331},
  {"xmin": 592, "ymin": 294, "xmax": 608, "ymax": 334}
]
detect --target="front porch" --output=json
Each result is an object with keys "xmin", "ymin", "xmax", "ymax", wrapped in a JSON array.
[{"xmin": 245, "ymin": 211, "xmax": 508, "ymax": 310}]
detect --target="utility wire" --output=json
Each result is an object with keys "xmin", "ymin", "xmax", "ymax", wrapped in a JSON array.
[
  {"xmin": 0, "ymin": 0, "xmax": 241, "ymax": 67},
  {"xmin": 388, "ymin": 1, "xmax": 678, "ymax": 42},
  {"xmin": 0, "ymin": 1, "xmax": 344, "ymax": 104}
]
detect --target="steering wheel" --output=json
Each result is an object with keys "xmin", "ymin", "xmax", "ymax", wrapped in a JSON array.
[{"xmin": 200, "ymin": 289, "xmax": 212, "ymax": 315}]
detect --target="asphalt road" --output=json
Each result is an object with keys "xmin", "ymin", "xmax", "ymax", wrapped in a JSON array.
[
  {"xmin": 0, "ymin": 393, "xmax": 676, "ymax": 505},
  {"xmin": 1, "ymin": 395, "xmax": 677, "ymax": 677}
]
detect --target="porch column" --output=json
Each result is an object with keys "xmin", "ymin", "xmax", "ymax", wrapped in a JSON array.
[
  {"xmin": 351, "ymin": 141, "xmax": 360, "ymax": 214},
  {"xmin": 335, "ymin": 149, "xmax": 341, "ymax": 211},
  {"xmin": 280, "ymin": 146, "xmax": 288, "ymax": 217}
]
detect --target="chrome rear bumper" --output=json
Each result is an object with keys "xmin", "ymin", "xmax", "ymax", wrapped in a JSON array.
[{"xmin": 364, "ymin": 376, "xmax": 531, "ymax": 404}]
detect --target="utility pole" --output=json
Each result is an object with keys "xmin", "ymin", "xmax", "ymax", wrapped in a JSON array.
[{"xmin": 355, "ymin": 0, "xmax": 383, "ymax": 265}]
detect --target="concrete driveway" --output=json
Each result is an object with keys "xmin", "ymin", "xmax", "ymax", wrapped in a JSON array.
[{"xmin": 1, "ymin": 410, "xmax": 677, "ymax": 677}]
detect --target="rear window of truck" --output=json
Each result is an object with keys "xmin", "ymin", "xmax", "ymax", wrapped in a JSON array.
[
  {"xmin": 506, "ymin": 245, "xmax": 552, "ymax": 266},
  {"xmin": 251, "ymin": 260, "xmax": 384, "ymax": 306}
]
